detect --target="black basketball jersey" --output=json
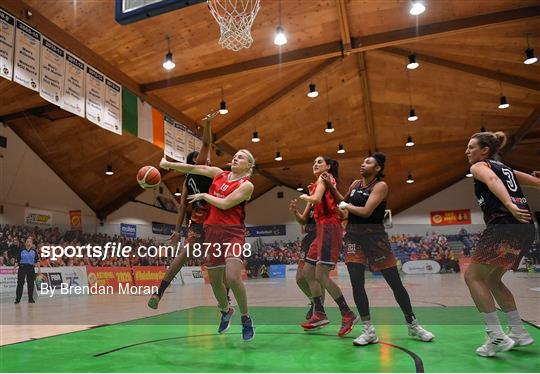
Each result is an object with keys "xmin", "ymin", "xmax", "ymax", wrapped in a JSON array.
[
  {"xmin": 186, "ymin": 173, "xmax": 213, "ymax": 195},
  {"xmin": 474, "ymin": 159, "xmax": 531, "ymax": 224},
  {"xmin": 346, "ymin": 179, "xmax": 386, "ymax": 233},
  {"xmin": 305, "ymin": 207, "xmax": 316, "ymax": 234}
]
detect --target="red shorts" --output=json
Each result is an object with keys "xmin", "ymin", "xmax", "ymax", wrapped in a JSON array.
[
  {"xmin": 203, "ymin": 224, "xmax": 245, "ymax": 269},
  {"xmin": 305, "ymin": 219, "xmax": 342, "ymax": 266},
  {"xmin": 471, "ymin": 217, "xmax": 535, "ymax": 271},
  {"xmin": 344, "ymin": 232, "xmax": 397, "ymax": 272}
]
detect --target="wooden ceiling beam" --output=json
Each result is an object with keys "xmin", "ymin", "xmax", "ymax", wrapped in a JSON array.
[
  {"xmin": 257, "ymin": 140, "xmax": 466, "ymax": 169},
  {"xmin": 336, "ymin": 0, "xmax": 352, "ymax": 53},
  {"xmin": 382, "ymin": 48, "xmax": 540, "ymax": 92},
  {"xmin": 0, "ymin": 103, "xmax": 59, "ymax": 122},
  {"xmin": 356, "ymin": 52, "xmax": 377, "ymax": 154},
  {"xmin": 142, "ymin": 6, "xmax": 540, "ymax": 91},
  {"xmin": 1, "ymin": 0, "xmax": 200, "ymax": 131},
  {"xmin": 351, "ymin": 6, "xmax": 540, "ymax": 52},
  {"xmin": 214, "ymin": 58, "xmax": 339, "ymax": 141},
  {"xmin": 503, "ymin": 105, "xmax": 540, "ymax": 155}
]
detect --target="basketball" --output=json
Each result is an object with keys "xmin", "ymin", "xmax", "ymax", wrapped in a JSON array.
[{"xmin": 137, "ymin": 166, "xmax": 161, "ymax": 189}]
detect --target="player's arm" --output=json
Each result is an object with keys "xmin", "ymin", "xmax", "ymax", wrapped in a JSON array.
[
  {"xmin": 320, "ymin": 172, "xmax": 347, "ymax": 203},
  {"xmin": 289, "ymin": 199, "xmax": 311, "ymax": 225},
  {"xmin": 515, "ymin": 170, "xmax": 540, "ymax": 190},
  {"xmin": 341, "ymin": 182, "xmax": 388, "ymax": 218},
  {"xmin": 189, "ymin": 181, "xmax": 254, "ymax": 210},
  {"xmin": 195, "ymin": 119, "xmax": 212, "ymax": 165},
  {"xmin": 471, "ymin": 163, "xmax": 531, "ymax": 223},
  {"xmin": 299, "ymin": 178, "xmax": 325, "ymax": 204},
  {"xmin": 160, "ymin": 157, "xmax": 222, "ymax": 179}
]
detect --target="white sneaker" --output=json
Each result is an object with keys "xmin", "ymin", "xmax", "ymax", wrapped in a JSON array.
[
  {"xmin": 508, "ymin": 328, "xmax": 534, "ymax": 347},
  {"xmin": 475, "ymin": 332, "xmax": 515, "ymax": 357},
  {"xmin": 408, "ymin": 322, "xmax": 435, "ymax": 342},
  {"xmin": 353, "ymin": 325, "xmax": 379, "ymax": 346}
]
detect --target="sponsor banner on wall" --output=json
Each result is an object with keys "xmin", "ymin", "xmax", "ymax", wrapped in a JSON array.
[
  {"xmin": 151, "ymin": 221, "xmax": 176, "ymax": 236},
  {"xmin": 86, "ymin": 266, "xmax": 132, "ymax": 290},
  {"xmin": 285, "ymin": 264, "xmax": 298, "ymax": 278},
  {"xmin": 24, "ymin": 208, "xmax": 53, "ymax": 226},
  {"xmin": 69, "ymin": 210, "xmax": 82, "ymax": 230},
  {"xmin": 62, "ymin": 53, "xmax": 85, "ymax": 117},
  {"xmin": 102, "ymin": 77, "xmax": 122, "ymax": 135},
  {"xmin": 401, "ymin": 260, "xmax": 441, "ymax": 274},
  {"xmin": 132, "ymin": 266, "xmax": 165, "ymax": 287},
  {"xmin": 39, "ymin": 36, "xmax": 65, "ymax": 105},
  {"xmin": 0, "ymin": 267, "xmax": 18, "ymax": 294},
  {"xmin": 13, "ymin": 19, "xmax": 40, "ymax": 91},
  {"xmin": 0, "ymin": 266, "xmax": 88, "ymax": 296},
  {"xmin": 268, "ymin": 264, "xmax": 286, "ymax": 278},
  {"xmin": 120, "ymin": 223, "xmax": 137, "ymax": 238},
  {"xmin": 176, "ymin": 266, "xmax": 205, "ymax": 285},
  {"xmin": 85, "ymin": 65, "xmax": 105, "ymax": 126},
  {"xmin": 430, "ymin": 209, "xmax": 471, "ymax": 226},
  {"xmin": 0, "ymin": 9, "xmax": 16, "ymax": 81},
  {"xmin": 246, "ymin": 225, "xmax": 286, "ymax": 237}
]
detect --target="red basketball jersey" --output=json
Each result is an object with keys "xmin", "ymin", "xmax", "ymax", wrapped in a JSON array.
[
  {"xmin": 205, "ymin": 171, "xmax": 250, "ymax": 226},
  {"xmin": 310, "ymin": 174, "xmax": 339, "ymax": 221}
]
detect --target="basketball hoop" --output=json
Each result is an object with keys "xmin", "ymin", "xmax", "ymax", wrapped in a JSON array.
[{"xmin": 207, "ymin": 0, "xmax": 260, "ymax": 51}]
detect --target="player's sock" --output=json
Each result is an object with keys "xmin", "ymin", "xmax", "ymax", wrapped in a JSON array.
[
  {"xmin": 313, "ymin": 296, "xmax": 325, "ymax": 313},
  {"xmin": 482, "ymin": 312, "xmax": 504, "ymax": 335},
  {"xmin": 404, "ymin": 312, "xmax": 416, "ymax": 324},
  {"xmin": 505, "ymin": 310, "xmax": 526, "ymax": 333},
  {"xmin": 334, "ymin": 295, "xmax": 351, "ymax": 314},
  {"xmin": 157, "ymin": 280, "xmax": 170, "ymax": 298}
]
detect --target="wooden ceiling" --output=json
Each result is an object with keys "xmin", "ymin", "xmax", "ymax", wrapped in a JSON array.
[{"xmin": 1, "ymin": 0, "xmax": 539, "ymax": 219}]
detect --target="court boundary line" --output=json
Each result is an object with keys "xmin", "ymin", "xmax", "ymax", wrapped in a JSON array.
[{"xmin": 93, "ymin": 331, "xmax": 425, "ymax": 373}]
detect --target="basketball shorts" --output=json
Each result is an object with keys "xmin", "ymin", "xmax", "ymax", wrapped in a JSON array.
[
  {"xmin": 344, "ymin": 231, "xmax": 397, "ymax": 272},
  {"xmin": 305, "ymin": 220, "xmax": 342, "ymax": 266},
  {"xmin": 203, "ymin": 224, "xmax": 246, "ymax": 269},
  {"xmin": 299, "ymin": 232, "xmax": 316, "ymax": 269}
]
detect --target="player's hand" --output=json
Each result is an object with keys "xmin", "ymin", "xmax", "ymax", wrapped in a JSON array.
[
  {"xmin": 532, "ymin": 171, "xmax": 540, "ymax": 178},
  {"xmin": 288, "ymin": 199, "xmax": 297, "ymax": 212},
  {"xmin": 187, "ymin": 193, "xmax": 205, "ymax": 203},
  {"xmin": 320, "ymin": 172, "xmax": 332, "ymax": 187},
  {"xmin": 506, "ymin": 203, "xmax": 532, "ymax": 223},
  {"xmin": 160, "ymin": 157, "xmax": 170, "ymax": 170},
  {"xmin": 299, "ymin": 194, "xmax": 309, "ymax": 202}
]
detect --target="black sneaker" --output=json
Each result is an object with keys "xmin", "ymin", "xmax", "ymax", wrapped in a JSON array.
[
  {"xmin": 305, "ymin": 302, "xmax": 314, "ymax": 320},
  {"xmin": 218, "ymin": 307, "xmax": 235, "ymax": 334},
  {"xmin": 241, "ymin": 315, "xmax": 255, "ymax": 342},
  {"xmin": 14, "ymin": 300, "xmax": 20, "ymax": 304},
  {"xmin": 29, "ymin": 299, "xmax": 36, "ymax": 303}
]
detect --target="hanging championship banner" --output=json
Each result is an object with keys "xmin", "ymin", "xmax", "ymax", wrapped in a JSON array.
[
  {"xmin": 186, "ymin": 128, "xmax": 196, "ymax": 155},
  {"xmin": 62, "ymin": 53, "xmax": 85, "ymax": 117},
  {"xmin": 39, "ymin": 36, "xmax": 65, "ymax": 105},
  {"xmin": 102, "ymin": 77, "xmax": 122, "ymax": 135},
  {"xmin": 164, "ymin": 116, "xmax": 176, "ymax": 160},
  {"xmin": 85, "ymin": 65, "xmax": 105, "ymax": 126},
  {"xmin": 0, "ymin": 9, "xmax": 15, "ymax": 81},
  {"xmin": 174, "ymin": 121, "xmax": 187, "ymax": 162},
  {"xmin": 69, "ymin": 210, "xmax": 82, "ymax": 231},
  {"xmin": 13, "ymin": 20, "xmax": 40, "ymax": 91}
]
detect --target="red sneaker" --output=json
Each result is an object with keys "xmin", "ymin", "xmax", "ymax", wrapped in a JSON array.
[
  {"xmin": 301, "ymin": 311, "xmax": 329, "ymax": 330},
  {"xmin": 338, "ymin": 310, "xmax": 359, "ymax": 337}
]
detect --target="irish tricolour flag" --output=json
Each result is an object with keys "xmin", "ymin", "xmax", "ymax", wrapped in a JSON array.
[{"xmin": 122, "ymin": 89, "xmax": 164, "ymax": 148}]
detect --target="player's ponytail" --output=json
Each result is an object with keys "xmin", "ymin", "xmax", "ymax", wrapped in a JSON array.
[
  {"xmin": 372, "ymin": 152, "xmax": 386, "ymax": 179},
  {"xmin": 322, "ymin": 156, "xmax": 339, "ymax": 182}
]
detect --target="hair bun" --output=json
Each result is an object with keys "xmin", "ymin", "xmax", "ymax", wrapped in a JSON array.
[
  {"xmin": 494, "ymin": 131, "xmax": 507, "ymax": 149},
  {"xmin": 372, "ymin": 152, "xmax": 386, "ymax": 166}
]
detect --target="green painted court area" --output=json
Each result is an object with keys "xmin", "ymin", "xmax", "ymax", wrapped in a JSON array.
[{"xmin": 1, "ymin": 307, "xmax": 539, "ymax": 373}]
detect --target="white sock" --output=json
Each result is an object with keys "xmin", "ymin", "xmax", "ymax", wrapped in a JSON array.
[
  {"xmin": 482, "ymin": 312, "xmax": 504, "ymax": 335},
  {"xmin": 363, "ymin": 320, "xmax": 372, "ymax": 329},
  {"xmin": 505, "ymin": 310, "xmax": 525, "ymax": 332}
]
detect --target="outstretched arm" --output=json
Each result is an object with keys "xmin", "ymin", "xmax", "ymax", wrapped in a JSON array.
[
  {"xmin": 195, "ymin": 119, "xmax": 212, "ymax": 165},
  {"xmin": 161, "ymin": 157, "xmax": 222, "ymax": 179},
  {"xmin": 188, "ymin": 181, "xmax": 254, "ymax": 210},
  {"xmin": 471, "ymin": 163, "xmax": 531, "ymax": 223},
  {"xmin": 515, "ymin": 170, "xmax": 540, "ymax": 190},
  {"xmin": 289, "ymin": 199, "xmax": 311, "ymax": 225}
]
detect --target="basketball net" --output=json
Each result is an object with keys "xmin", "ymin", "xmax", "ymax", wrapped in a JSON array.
[{"xmin": 207, "ymin": 0, "xmax": 261, "ymax": 51}]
